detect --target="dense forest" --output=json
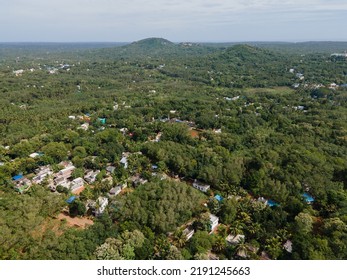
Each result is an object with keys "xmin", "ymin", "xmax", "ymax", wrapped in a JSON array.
[{"xmin": 0, "ymin": 38, "xmax": 346, "ymax": 260}]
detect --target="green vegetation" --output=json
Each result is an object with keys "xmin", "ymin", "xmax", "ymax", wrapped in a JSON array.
[{"xmin": 0, "ymin": 38, "xmax": 346, "ymax": 260}]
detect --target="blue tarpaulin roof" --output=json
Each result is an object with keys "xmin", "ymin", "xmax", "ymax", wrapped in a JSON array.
[
  {"xmin": 267, "ymin": 199, "xmax": 279, "ymax": 207},
  {"xmin": 66, "ymin": 196, "xmax": 76, "ymax": 204},
  {"xmin": 98, "ymin": 118, "xmax": 106, "ymax": 124},
  {"xmin": 303, "ymin": 192, "xmax": 315, "ymax": 203},
  {"xmin": 12, "ymin": 174, "xmax": 23, "ymax": 181},
  {"xmin": 214, "ymin": 194, "xmax": 223, "ymax": 202}
]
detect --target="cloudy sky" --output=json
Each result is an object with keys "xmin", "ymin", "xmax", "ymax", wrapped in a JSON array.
[{"xmin": 1, "ymin": 0, "xmax": 346, "ymax": 42}]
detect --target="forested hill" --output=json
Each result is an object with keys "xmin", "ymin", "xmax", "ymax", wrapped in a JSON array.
[{"xmin": 200, "ymin": 41, "xmax": 347, "ymax": 54}]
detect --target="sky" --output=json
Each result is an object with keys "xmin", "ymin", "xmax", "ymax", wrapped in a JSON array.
[{"xmin": 1, "ymin": 0, "xmax": 347, "ymax": 42}]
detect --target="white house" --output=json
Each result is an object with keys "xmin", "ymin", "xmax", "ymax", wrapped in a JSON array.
[
  {"xmin": 283, "ymin": 240, "xmax": 293, "ymax": 253},
  {"xmin": 183, "ymin": 226, "xmax": 195, "ymax": 240},
  {"xmin": 32, "ymin": 165, "xmax": 53, "ymax": 184},
  {"xmin": 120, "ymin": 156, "xmax": 128, "ymax": 169},
  {"xmin": 192, "ymin": 179, "xmax": 210, "ymax": 193},
  {"xmin": 109, "ymin": 186, "xmax": 122, "ymax": 196},
  {"xmin": 70, "ymin": 177, "xmax": 84, "ymax": 192},
  {"xmin": 209, "ymin": 214, "xmax": 219, "ymax": 233},
  {"xmin": 84, "ymin": 170, "xmax": 100, "ymax": 183},
  {"xmin": 95, "ymin": 197, "xmax": 108, "ymax": 217},
  {"xmin": 226, "ymin": 234, "xmax": 245, "ymax": 245},
  {"xmin": 57, "ymin": 165, "xmax": 75, "ymax": 179},
  {"xmin": 29, "ymin": 152, "xmax": 40, "ymax": 158}
]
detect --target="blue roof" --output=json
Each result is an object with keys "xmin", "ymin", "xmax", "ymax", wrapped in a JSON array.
[
  {"xmin": 214, "ymin": 194, "xmax": 223, "ymax": 202},
  {"xmin": 303, "ymin": 192, "xmax": 315, "ymax": 203},
  {"xmin": 267, "ymin": 199, "xmax": 279, "ymax": 207},
  {"xmin": 12, "ymin": 174, "xmax": 23, "ymax": 181},
  {"xmin": 66, "ymin": 196, "xmax": 76, "ymax": 204},
  {"xmin": 98, "ymin": 118, "xmax": 106, "ymax": 124}
]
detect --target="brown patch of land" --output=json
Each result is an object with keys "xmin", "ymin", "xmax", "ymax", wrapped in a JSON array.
[
  {"xmin": 57, "ymin": 212, "xmax": 94, "ymax": 229},
  {"xmin": 31, "ymin": 217, "xmax": 65, "ymax": 239}
]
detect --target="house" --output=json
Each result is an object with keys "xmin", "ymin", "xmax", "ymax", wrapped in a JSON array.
[
  {"xmin": 296, "ymin": 73, "xmax": 304, "ymax": 80},
  {"xmin": 53, "ymin": 165, "xmax": 75, "ymax": 188},
  {"xmin": 79, "ymin": 123, "xmax": 89, "ymax": 131},
  {"xmin": 54, "ymin": 176, "xmax": 67, "ymax": 186},
  {"xmin": 231, "ymin": 96, "xmax": 240, "ymax": 101},
  {"xmin": 98, "ymin": 118, "xmax": 106, "ymax": 124},
  {"xmin": 29, "ymin": 152, "xmax": 40, "ymax": 158},
  {"xmin": 35, "ymin": 165, "xmax": 52, "ymax": 175},
  {"xmin": 226, "ymin": 234, "xmax": 245, "ymax": 245},
  {"xmin": 183, "ymin": 226, "xmax": 195, "ymax": 240},
  {"xmin": 32, "ymin": 165, "xmax": 52, "ymax": 184},
  {"xmin": 70, "ymin": 177, "xmax": 84, "ymax": 192},
  {"xmin": 154, "ymin": 132, "xmax": 162, "ymax": 142},
  {"xmin": 236, "ymin": 244, "xmax": 259, "ymax": 259},
  {"xmin": 106, "ymin": 166, "xmax": 116, "ymax": 174},
  {"xmin": 209, "ymin": 214, "xmax": 219, "ymax": 233},
  {"xmin": 58, "ymin": 161, "xmax": 74, "ymax": 169},
  {"xmin": 266, "ymin": 199, "xmax": 279, "ymax": 207},
  {"xmin": 12, "ymin": 174, "xmax": 24, "ymax": 181},
  {"xmin": 13, "ymin": 176, "xmax": 32, "ymax": 194},
  {"xmin": 13, "ymin": 69, "xmax": 24, "ymax": 76},
  {"xmin": 120, "ymin": 156, "xmax": 128, "ymax": 169},
  {"xmin": 260, "ymin": 251, "xmax": 271, "ymax": 260},
  {"xmin": 84, "ymin": 170, "xmax": 100, "ymax": 183},
  {"xmin": 57, "ymin": 165, "xmax": 75, "ymax": 179},
  {"xmin": 192, "ymin": 179, "xmax": 210, "ymax": 193},
  {"xmin": 119, "ymin": 128, "xmax": 128, "ymax": 135},
  {"xmin": 109, "ymin": 186, "xmax": 122, "ymax": 196},
  {"xmin": 95, "ymin": 197, "xmax": 108, "ymax": 217},
  {"xmin": 293, "ymin": 105, "xmax": 305, "ymax": 111},
  {"xmin": 329, "ymin": 83, "xmax": 338, "ymax": 90},
  {"xmin": 130, "ymin": 175, "xmax": 148, "ymax": 187},
  {"xmin": 66, "ymin": 196, "xmax": 76, "ymax": 204},
  {"xmin": 86, "ymin": 197, "xmax": 108, "ymax": 217},
  {"xmin": 283, "ymin": 240, "xmax": 293, "ymax": 253},
  {"xmin": 303, "ymin": 192, "xmax": 315, "ymax": 204}
]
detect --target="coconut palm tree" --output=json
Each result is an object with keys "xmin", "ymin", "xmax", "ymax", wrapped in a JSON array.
[
  {"xmin": 172, "ymin": 229, "xmax": 187, "ymax": 248},
  {"xmin": 229, "ymin": 220, "xmax": 244, "ymax": 236},
  {"xmin": 235, "ymin": 238, "xmax": 249, "ymax": 259},
  {"xmin": 213, "ymin": 236, "xmax": 226, "ymax": 253}
]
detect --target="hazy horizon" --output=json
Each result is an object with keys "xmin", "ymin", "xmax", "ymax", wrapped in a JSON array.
[
  {"xmin": 1, "ymin": 0, "xmax": 347, "ymax": 42},
  {"xmin": 1, "ymin": 39, "xmax": 347, "ymax": 44}
]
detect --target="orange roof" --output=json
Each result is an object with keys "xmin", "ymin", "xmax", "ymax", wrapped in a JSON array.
[{"xmin": 71, "ymin": 186, "xmax": 85, "ymax": 195}]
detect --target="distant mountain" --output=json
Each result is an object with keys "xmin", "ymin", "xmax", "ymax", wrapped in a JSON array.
[
  {"xmin": 118, "ymin": 37, "xmax": 180, "ymax": 57},
  {"xmin": 129, "ymin": 38, "xmax": 176, "ymax": 49},
  {"xmin": 95, "ymin": 37, "xmax": 213, "ymax": 59}
]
